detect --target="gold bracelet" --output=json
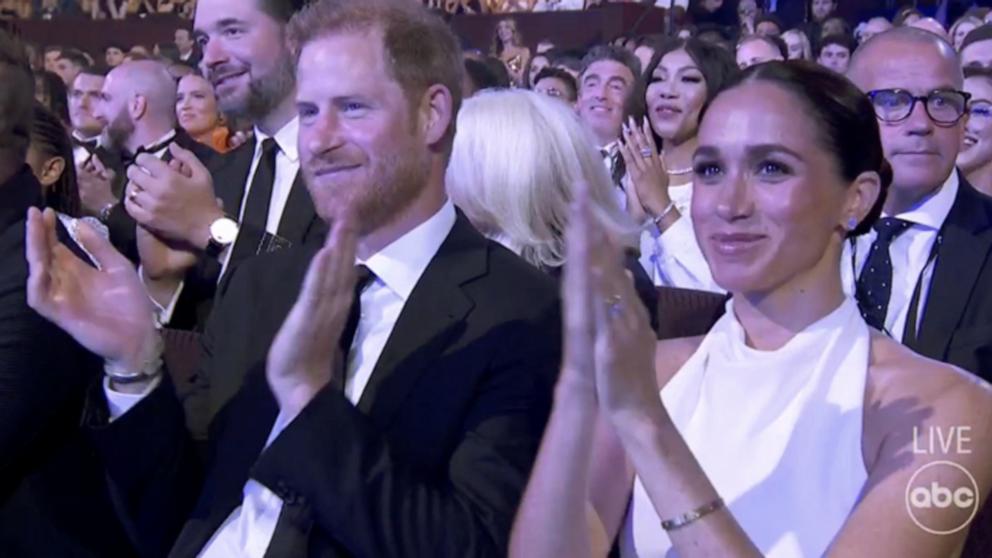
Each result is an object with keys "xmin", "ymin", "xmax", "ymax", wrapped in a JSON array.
[{"xmin": 660, "ymin": 498, "xmax": 725, "ymax": 531}]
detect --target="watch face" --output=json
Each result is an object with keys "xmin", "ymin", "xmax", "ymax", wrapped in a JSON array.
[{"xmin": 211, "ymin": 218, "xmax": 239, "ymax": 245}]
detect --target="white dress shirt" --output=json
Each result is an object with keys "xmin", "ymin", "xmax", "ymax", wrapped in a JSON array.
[
  {"xmin": 193, "ymin": 200, "xmax": 457, "ymax": 558},
  {"xmin": 842, "ymin": 171, "xmax": 959, "ymax": 341},
  {"xmin": 154, "ymin": 118, "xmax": 302, "ymax": 325},
  {"xmin": 637, "ymin": 181, "xmax": 723, "ymax": 293}
]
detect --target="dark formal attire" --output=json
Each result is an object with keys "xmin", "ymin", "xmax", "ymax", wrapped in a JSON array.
[
  {"xmin": 85, "ymin": 204, "xmax": 561, "ymax": 558},
  {"xmin": 167, "ymin": 117, "xmax": 325, "ymax": 331},
  {"xmin": 0, "ymin": 165, "xmax": 137, "ymax": 557},
  {"xmin": 847, "ymin": 172, "xmax": 992, "ymax": 382},
  {"xmin": 104, "ymin": 128, "xmax": 217, "ymax": 263}
]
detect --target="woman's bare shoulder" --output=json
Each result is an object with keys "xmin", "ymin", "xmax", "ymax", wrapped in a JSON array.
[{"xmin": 654, "ymin": 335, "xmax": 705, "ymax": 388}]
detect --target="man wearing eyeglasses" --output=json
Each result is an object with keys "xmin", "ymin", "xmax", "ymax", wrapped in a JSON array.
[{"xmin": 846, "ymin": 26, "xmax": 992, "ymax": 384}]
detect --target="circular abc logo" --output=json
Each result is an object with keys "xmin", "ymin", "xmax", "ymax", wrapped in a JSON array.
[{"xmin": 904, "ymin": 460, "xmax": 981, "ymax": 535}]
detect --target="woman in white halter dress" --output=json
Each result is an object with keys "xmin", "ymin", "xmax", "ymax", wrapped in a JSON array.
[{"xmin": 510, "ymin": 62, "xmax": 992, "ymax": 558}]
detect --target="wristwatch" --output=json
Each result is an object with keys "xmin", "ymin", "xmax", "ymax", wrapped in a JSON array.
[{"xmin": 205, "ymin": 216, "xmax": 239, "ymax": 258}]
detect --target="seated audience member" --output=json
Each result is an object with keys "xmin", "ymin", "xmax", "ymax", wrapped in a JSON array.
[
  {"xmin": 735, "ymin": 34, "xmax": 786, "ymax": 70},
  {"xmin": 959, "ymin": 67, "xmax": 992, "ymax": 197},
  {"xmin": 816, "ymin": 34, "xmax": 854, "ymax": 74},
  {"xmin": 630, "ymin": 35, "xmax": 664, "ymax": 77},
  {"xmin": 25, "ymin": 2, "xmax": 562, "ymax": 557},
  {"xmin": 909, "ymin": 17, "xmax": 950, "ymax": 42},
  {"xmin": 33, "ymin": 70, "xmax": 69, "ymax": 122},
  {"xmin": 54, "ymin": 48, "xmax": 88, "ymax": 86},
  {"xmin": 491, "ymin": 17, "xmax": 530, "ymax": 87},
  {"xmin": 820, "ymin": 15, "xmax": 850, "ymax": 40},
  {"xmin": 463, "ymin": 57, "xmax": 510, "ymax": 97},
  {"xmin": 42, "ymin": 45, "xmax": 61, "ymax": 72},
  {"xmin": 510, "ymin": 60, "xmax": 992, "ymax": 558},
  {"xmin": 532, "ymin": 67, "xmax": 577, "ymax": 104},
  {"xmin": 736, "ymin": 0, "xmax": 759, "ymax": 36},
  {"xmin": 857, "ymin": 16, "xmax": 893, "ymax": 45},
  {"xmin": 526, "ymin": 49, "xmax": 550, "ymax": 88},
  {"xmin": 894, "ymin": 6, "xmax": 923, "ymax": 26},
  {"xmin": 104, "ymin": 43, "xmax": 126, "ymax": 67},
  {"xmin": 67, "ymin": 65, "xmax": 108, "ymax": 163},
  {"xmin": 154, "ymin": 41, "xmax": 182, "ymax": 65},
  {"xmin": 551, "ymin": 49, "xmax": 584, "ymax": 80},
  {"xmin": 846, "ymin": 28, "xmax": 992, "ymax": 382},
  {"xmin": 754, "ymin": 14, "xmax": 783, "ymax": 38},
  {"xmin": 0, "ymin": 28, "xmax": 136, "ymax": 558},
  {"xmin": 628, "ymin": 37, "xmax": 736, "ymax": 293},
  {"xmin": 174, "ymin": 28, "xmax": 202, "ymax": 67},
  {"xmin": 961, "ymin": 24, "xmax": 992, "ymax": 69},
  {"xmin": 29, "ymin": 102, "xmax": 82, "ymax": 219},
  {"xmin": 782, "ymin": 28, "xmax": 812, "ymax": 60},
  {"xmin": 950, "ymin": 15, "xmax": 983, "ymax": 51},
  {"xmin": 176, "ymin": 73, "xmax": 234, "ymax": 153}
]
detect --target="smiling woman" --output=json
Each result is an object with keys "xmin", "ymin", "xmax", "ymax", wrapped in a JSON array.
[
  {"xmin": 959, "ymin": 66, "xmax": 992, "ymax": 196},
  {"xmin": 510, "ymin": 60, "xmax": 992, "ymax": 558}
]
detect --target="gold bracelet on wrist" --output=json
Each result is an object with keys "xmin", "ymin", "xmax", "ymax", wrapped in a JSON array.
[{"xmin": 660, "ymin": 497, "xmax": 725, "ymax": 531}]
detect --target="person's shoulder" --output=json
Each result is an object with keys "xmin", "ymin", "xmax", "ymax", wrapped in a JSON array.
[
  {"xmin": 655, "ymin": 335, "xmax": 706, "ymax": 388},
  {"xmin": 480, "ymin": 238, "xmax": 560, "ymax": 302},
  {"xmin": 868, "ymin": 333, "xmax": 992, "ymax": 444}
]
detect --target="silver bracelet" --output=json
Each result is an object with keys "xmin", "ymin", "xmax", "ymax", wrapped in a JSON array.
[
  {"xmin": 103, "ymin": 333, "xmax": 165, "ymax": 385},
  {"xmin": 652, "ymin": 201, "xmax": 678, "ymax": 230},
  {"xmin": 660, "ymin": 497, "xmax": 725, "ymax": 531}
]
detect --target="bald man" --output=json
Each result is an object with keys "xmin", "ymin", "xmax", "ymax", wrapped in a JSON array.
[
  {"xmin": 844, "ymin": 27, "xmax": 992, "ymax": 384},
  {"xmin": 87, "ymin": 60, "xmax": 216, "ymax": 262}
]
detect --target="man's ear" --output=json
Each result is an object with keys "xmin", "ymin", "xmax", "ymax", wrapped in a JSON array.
[
  {"xmin": 38, "ymin": 156, "xmax": 66, "ymax": 188},
  {"xmin": 419, "ymin": 84, "xmax": 454, "ymax": 147},
  {"xmin": 131, "ymin": 94, "xmax": 147, "ymax": 121}
]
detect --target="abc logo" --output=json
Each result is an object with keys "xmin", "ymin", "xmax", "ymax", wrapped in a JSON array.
[{"xmin": 904, "ymin": 461, "xmax": 981, "ymax": 535}]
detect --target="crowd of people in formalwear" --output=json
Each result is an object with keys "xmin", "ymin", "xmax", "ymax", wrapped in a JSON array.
[{"xmin": 0, "ymin": 0, "xmax": 992, "ymax": 557}]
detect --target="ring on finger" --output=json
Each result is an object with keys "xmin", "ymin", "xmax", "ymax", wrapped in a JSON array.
[{"xmin": 639, "ymin": 148, "xmax": 653, "ymax": 158}]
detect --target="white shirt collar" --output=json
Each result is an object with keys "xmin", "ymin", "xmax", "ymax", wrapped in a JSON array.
[
  {"xmin": 72, "ymin": 130, "xmax": 100, "ymax": 145},
  {"xmin": 887, "ymin": 170, "xmax": 958, "ymax": 231},
  {"xmin": 253, "ymin": 116, "xmax": 300, "ymax": 163},
  {"xmin": 144, "ymin": 128, "xmax": 177, "ymax": 152},
  {"xmin": 361, "ymin": 201, "xmax": 457, "ymax": 302}
]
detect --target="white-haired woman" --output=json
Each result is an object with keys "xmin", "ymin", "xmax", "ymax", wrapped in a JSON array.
[{"xmin": 446, "ymin": 88, "xmax": 660, "ymax": 330}]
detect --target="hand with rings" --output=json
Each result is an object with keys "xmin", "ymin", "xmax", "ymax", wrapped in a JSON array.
[{"xmin": 617, "ymin": 115, "xmax": 672, "ymax": 225}]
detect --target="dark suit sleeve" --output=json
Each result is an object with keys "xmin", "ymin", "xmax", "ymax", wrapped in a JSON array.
[
  {"xmin": 251, "ymin": 302, "xmax": 561, "ymax": 558},
  {"xmin": 106, "ymin": 202, "xmax": 139, "ymax": 263}
]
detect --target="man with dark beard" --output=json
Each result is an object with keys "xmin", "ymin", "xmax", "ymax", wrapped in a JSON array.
[
  {"xmin": 122, "ymin": 0, "xmax": 325, "ymax": 333},
  {"xmin": 25, "ymin": 0, "xmax": 560, "ymax": 555},
  {"xmin": 90, "ymin": 60, "xmax": 216, "ymax": 261}
]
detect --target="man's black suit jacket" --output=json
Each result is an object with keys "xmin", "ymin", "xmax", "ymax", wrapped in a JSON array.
[
  {"xmin": 908, "ymin": 177, "xmax": 992, "ymax": 383},
  {"xmin": 86, "ymin": 212, "xmax": 561, "ymax": 558},
  {"xmin": 169, "ymin": 137, "xmax": 326, "ymax": 331},
  {"xmin": 104, "ymin": 128, "xmax": 218, "ymax": 263},
  {"xmin": 0, "ymin": 166, "xmax": 138, "ymax": 557}
]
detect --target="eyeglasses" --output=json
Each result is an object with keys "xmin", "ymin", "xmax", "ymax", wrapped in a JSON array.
[
  {"xmin": 867, "ymin": 89, "xmax": 971, "ymax": 125},
  {"xmin": 967, "ymin": 101, "xmax": 992, "ymax": 128}
]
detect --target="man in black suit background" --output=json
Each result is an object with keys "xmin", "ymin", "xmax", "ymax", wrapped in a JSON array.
[
  {"xmin": 0, "ymin": 28, "xmax": 142, "ymax": 557},
  {"xmin": 26, "ymin": 1, "xmax": 561, "ymax": 557},
  {"xmin": 126, "ymin": 0, "xmax": 326, "ymax": 332},
  {"xmin": 846, "ymin": 27, "xmax": 992, "ymax": 382},
  {"xmin": 83, "ymin": 59, "xmax": 217, "ymax": 263}
]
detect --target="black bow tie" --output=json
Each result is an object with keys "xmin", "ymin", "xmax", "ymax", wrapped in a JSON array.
[
  {"xmin": 123, "ymin": 136, "xmax": 175, "ymax": 167},
  {"xmin": 74, "ymin": 137, "xmax": 99, "ymax": 154}
]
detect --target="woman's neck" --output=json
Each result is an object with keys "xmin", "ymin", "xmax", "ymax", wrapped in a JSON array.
[
  {"xmin": 965, "ymin": 161, "xmax": 992, "ymax": 198},
  {"xmin": 189, "ymin": 127, "xmax": 216, "ymax": 146},
  {"xmin": 732, "ymin": 240, "xmax": 847, "ymax": 351},
  {"xmin": 663, "ymin": 134, "xmax": 697, "ymax": 174}
]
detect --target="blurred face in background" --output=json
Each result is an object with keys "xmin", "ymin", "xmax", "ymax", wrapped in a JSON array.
[
  {"xmin": 93, "ymin": 70, "xmax": 134, "ymax": 151},
  {"xmin": 818, "ymin": 44, "xmax": 851, "ymax": 74},
  {"xmin": 534, "ymin": 75, "xmax": 575, "ymax": 105},
  {"xmin": 55, "ymin": 57, "xmax": 82, "ymax": 86},
  {"xmin": 528, "ymin": 54, "xmax": 549, "ymax": 88},
  {"xmin": 962, "ymin": 38, "xmax": 992, "ymax": 69},
  {"xmin": 953, "ymin": 20, "xmax": 979, "ymax": 51},
  {"xmin": 958, "ymin": 76, "xmax": 992, "ymax": 174},
  {"xmin": 68, "ymin": 72, "xmax": 106, "ymax": 138},
  {"xmin": 176, "ymin": 73, "xmax": 222, "ymax": 136},
  {"xmin": 811, "ymin": 0, "xmax": 836, "ymax": 23},
  {"xmin": 43, "ymin": 48, "xmax": 61, "ymax": 72},
  {"xmin": 105, "ymin": 47, "xmax": 125, "ymax": 67},
  {"xmin": 737, "ymin": 38, "xmax": 783, "ymax": 69},
  {"xmin": 646, "ymin": 48, "xmax": 708, "ymax": 144},
  {"xmin": 576, "ymin": 59, "xmax": 635, "ymax": 146}
]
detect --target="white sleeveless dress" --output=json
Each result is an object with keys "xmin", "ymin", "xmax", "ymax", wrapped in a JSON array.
[{"xmin": 621, "ymin": 298, "xmax": 870, "ymax": 558}]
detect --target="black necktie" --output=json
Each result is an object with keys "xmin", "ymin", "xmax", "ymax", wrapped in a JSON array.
[
  {"xmin": 332, "ymin": 265, "xmax": 375, "ymax": 392},
  {"xmin": 231, "ymin": 138, "xmax": 279, "ymax": 262},
  {"xmin": 856, "ymin": 217, "xmax": 913, "ymax": 331}
]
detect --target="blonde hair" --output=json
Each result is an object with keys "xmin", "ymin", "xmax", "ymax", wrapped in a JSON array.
[
  {"xmin": 782, "ymin": 29, "xmax": 813, "ymax": 60},
  {"xmin": 446, "ymin": 89, "xmax": 637, "ymax": 269}
]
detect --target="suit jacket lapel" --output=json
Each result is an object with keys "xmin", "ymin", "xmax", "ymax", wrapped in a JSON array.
[
  {"xmin": 914, "ymin": 179, "xmax": 992, "ymax": 359},
  {"xmin": 357, "ymin": 215, "xmax": 485, "ymax": 427},
  {"xmin": 212, "ymin": 139, "xmax": 256, "ymax": 217}
]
